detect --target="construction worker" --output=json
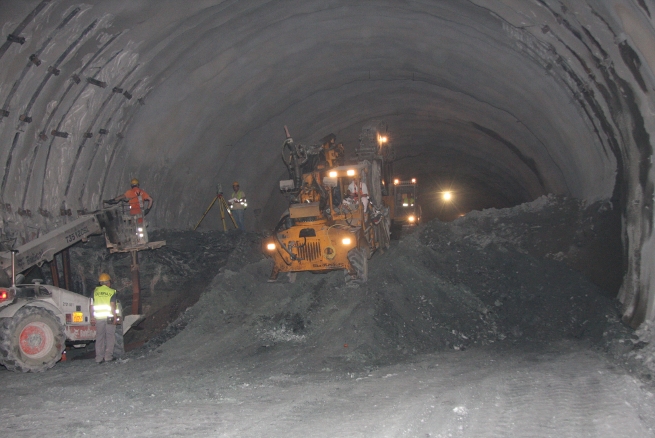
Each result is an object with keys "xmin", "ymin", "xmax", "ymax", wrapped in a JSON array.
[
  {"xmin": 348, "ymin": 178, "xmax": 369, "ymax": 212},
  {"xmin": 228, "ymin": 181, "xmax": 247, "ymax": 230},
  {"xmin": 112, "ymin": 178, "xmax": 153, "ymax": 221},
  {"xmin": 93, "ymin": 273, "xmax": 118, "ymax": 364}
]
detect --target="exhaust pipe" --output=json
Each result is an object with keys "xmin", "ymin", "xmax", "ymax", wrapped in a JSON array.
[{"xmin": 10, "ymin": 250, "xmax": 17, "ymax": 288}]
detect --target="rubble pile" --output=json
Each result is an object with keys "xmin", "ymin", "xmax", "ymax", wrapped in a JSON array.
[
  {"xmin": 148, "ymin": 197, "xmax": 649, "ymax": 380},
  {"xmin": 60, "ymin": 196, "xmax": 651, "ymax": 381},
  {"xmin": 68, "ymin": 230, "xmax": 254, "ymax": 346}
]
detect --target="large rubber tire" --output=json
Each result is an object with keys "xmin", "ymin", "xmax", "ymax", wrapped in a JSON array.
[
  {"xmin": 346, "ymin": 247, "xmax": 369, "ymax": 284},
  {"xmin": 376, "ymin": 217, "xmax": 391, "ymax": 251},
  {"xmin": 369, "ymin": 159, "xmax": 382, "ymax": 207},
  {"xmin": 0, "ymin": 306, "xmax": 65, "ymax": 372}
]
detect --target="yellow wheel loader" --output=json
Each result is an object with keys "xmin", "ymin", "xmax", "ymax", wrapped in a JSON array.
[{"xmin": 263, "ymin": 121, "xmax": 393, "ymax": 283}]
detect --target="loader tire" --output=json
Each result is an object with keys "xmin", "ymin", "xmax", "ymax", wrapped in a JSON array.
[
  {"xmin": 375, "ymin": 217, "xmax": 391, "ymax": 251},
  {"xmin": 0, "ymin": 306, "xmax": 65, "ymax": 372},
  {"xmin": 346, "ymin": 247, "xmax": 369, "ymax": 284}
]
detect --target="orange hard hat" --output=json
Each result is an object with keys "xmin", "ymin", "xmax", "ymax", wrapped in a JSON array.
[
  {"xmin": 233, "ymin": 181, "xmax": 239, "ymax": 186},
  {"xmin": 99, "ymin": 273, "xmax": 111, "ymax": 282}
]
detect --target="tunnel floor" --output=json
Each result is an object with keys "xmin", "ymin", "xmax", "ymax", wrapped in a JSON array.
[{"xmin": 2, "ymin": 196, "xmax": 654, "ymax": 436}]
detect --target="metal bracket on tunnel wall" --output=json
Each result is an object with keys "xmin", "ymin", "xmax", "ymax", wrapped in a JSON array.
[
  {"xmin": 51, "ymin": 130, "xmax": 69, "ymax": 138},
  {"xmin": 86, "ymin": 77, "xmax": 107, "ymax": 88},
  {"xmin": 29, "ymin": 54, "xmax": 41, "ymax": 66},
  {"xmin": 7, "ymin": 34, "xmax": 26, "ymax": 45}
]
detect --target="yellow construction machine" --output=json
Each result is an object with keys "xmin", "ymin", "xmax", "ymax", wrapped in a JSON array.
[{"xmin": 263, "ymin": 121, "xmax": 394, "ymax": 283}]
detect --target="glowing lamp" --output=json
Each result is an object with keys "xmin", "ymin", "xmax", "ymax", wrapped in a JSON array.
[
  {"xmin": 346, "ymin": 169, "xmax": 355, "ymax": 176},
  {"xmin": 267, "ymin": 243, "xmax": 276, "ymax": 251},
  {"xmin": 394, "ymin": 179, "xmax": 399, "ymax": 185},
  {"xmin": 408, "ymin": 215, "xmax": 415, "ymax": 222},
  {"xmin": 411, "ymin": 178, "xmax": 416, "ymax": 183},
  {"xmin": 329, "ymin": 171, "xmax": 337, "ymax": 178},
  {"xmin": 443, "ymin": 191, "xmax": 452, "ymax": 201},
  {"xmin": 342, "ymin": 237, "xmax": 352, "ymax": 245}
]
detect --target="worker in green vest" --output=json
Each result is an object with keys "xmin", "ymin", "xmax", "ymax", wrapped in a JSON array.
[
  {"xmin": 93, "ymin": 273, "xmax": 118, "ymax": 364},
  {"xmin": 229, "ymin": 181, "xmax": 247, "ymax": 230}
]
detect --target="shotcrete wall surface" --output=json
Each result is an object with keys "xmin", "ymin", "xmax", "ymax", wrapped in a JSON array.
[{"xmin": 0, "ymin": 1, "xmax": 654, "ymax": 325}]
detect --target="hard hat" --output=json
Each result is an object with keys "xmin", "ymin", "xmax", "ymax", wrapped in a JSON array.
[
  {"xmin": 99, "ymin": 273, "xmax": 111, "ymax": 282},
  {"xmin": 130, "ymin": 178, "xmax": 139, "ymax": 187},
  {"xmin": 233, "ymin": 181, "xmax": 239, "ymax": 186}
]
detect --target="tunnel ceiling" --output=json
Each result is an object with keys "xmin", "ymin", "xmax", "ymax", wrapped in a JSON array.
[
  {"xmin": 1, "ymin": 1, "xmax": 655, "ymax": 324},
  {"xmin": 2, "ymin": 0, "xmax": 647, "ymax": 228}
]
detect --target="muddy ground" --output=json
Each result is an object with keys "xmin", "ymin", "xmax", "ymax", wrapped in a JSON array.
[{"xmin": 2, "ymin": 195, "xmax": 655, "ymax": 437}]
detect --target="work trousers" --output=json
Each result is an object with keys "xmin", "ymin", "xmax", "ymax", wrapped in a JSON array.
[
  {"xmin": 95, "ymin": 319, "xmax": 116, "ymax": 363},
  {"xmin": 232, "ymin": 208, "xmax": 245, "ymax": 230}
]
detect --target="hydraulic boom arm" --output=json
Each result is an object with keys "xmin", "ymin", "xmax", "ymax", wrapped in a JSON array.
[{"xmin": 0, "ymin": 214, "xmax": 102, "ymax": 278}]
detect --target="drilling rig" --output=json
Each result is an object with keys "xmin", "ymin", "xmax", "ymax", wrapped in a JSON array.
[{"xmin": 263, "ymin": 121, "xmax": 393, "ymax": 283}]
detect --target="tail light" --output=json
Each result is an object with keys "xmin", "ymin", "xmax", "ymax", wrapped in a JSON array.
[{"xmin": 0, "ymin": 288, "xmax": 15, "ymax": 302}]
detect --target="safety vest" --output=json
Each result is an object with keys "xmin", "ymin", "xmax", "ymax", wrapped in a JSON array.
[
  {"xmin": 93, "ymin": 285, "xmax": 116, "ymax": 318},
  {"xmin": 230, "ymin": 190, "xmax": 247, "ymax": 210},
  {"xmin": 124, "ymin": 187, "xmax": 151, "ymax": 215}
]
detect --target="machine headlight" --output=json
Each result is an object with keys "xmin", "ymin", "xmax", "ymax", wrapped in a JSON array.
[
  {"xmin": 267, "ymin": 243, "xmax": 276, "ymax": 251},
  {"xmin": 411, "ymin": 178, "xmax": 416, "ymax": 183},
  {"xmin": 394, "ymin": 179, "xmax": 399, "ymax": 185},
  {"xmin": 329, "ymin": 171, "xmax": 337, "ymax": 178},
  {"xmin": 408, "ymin": 215, "xmax": 415, "ymax": 222},
  {"xmin": 346, "ymin": 169, "xmax": 355, "ymax": 176},
  {"xmin": 342, "ymin": 237, "xmax": 352, "ymax": 245}
]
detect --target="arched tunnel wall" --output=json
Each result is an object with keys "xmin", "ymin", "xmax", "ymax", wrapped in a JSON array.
[{"xmin": 0, "ymin": 0, "xmax": 654, "ymax": 327}]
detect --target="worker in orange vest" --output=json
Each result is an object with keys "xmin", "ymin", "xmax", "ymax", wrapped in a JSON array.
[{"xmin": 112, "ymin": 178, "xmax": 153, "ymax": 220}]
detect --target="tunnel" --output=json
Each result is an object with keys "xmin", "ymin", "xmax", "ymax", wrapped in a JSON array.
[
  {"xmin": 1, "ymin": 0, "xmax": 655, "ymax": 434},
  {"xmin": 1, "ymin": 0, "xmax": 652, "ymax": 326}
]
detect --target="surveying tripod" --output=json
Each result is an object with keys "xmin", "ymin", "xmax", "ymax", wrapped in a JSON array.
[{"xmin": 193, "ymin": 184, "xmax": 238, "ymax": 231}]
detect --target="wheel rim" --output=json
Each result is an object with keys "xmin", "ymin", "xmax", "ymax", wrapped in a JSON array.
[{"xmin": 19, "ymin": 321, "xmax": 54, "ymax": 359}]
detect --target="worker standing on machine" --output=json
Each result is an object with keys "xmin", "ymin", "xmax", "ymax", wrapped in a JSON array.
[
  {"xmin": 112, "ymin": 178, "xmax": 153, "ymax": 222},
  {"xmin": 348, "ymin": 178, "xmax": 369, "ymax": 212},
  {"xmin": 228, "ymin": 181, "xmax": 247, "ymax": 230},
  {"xmin": 93, "ymin": 273, "xmax": 118, "ymax": 364}
]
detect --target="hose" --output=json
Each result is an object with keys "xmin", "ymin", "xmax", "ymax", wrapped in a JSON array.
[{"xmin": 273, "ymin": 212, "xmax": 296, "ymax": 264}]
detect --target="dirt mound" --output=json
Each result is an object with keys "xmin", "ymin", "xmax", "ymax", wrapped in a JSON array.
[
  {"xmin": 144, "ymin": 197, "xmax": 633, "ymax": 375},
  {"xmin": 66, "ymin": 229, "xmax": 252, "ymax": 346},
  {"xmin": 428, "ymin": 195, "xmax": 623, "ymax": 295}
]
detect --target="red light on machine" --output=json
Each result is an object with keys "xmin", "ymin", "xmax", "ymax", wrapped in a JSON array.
[{"xmin": 0, "ymin": 288, "xmax": 12, "ymax": 301}]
